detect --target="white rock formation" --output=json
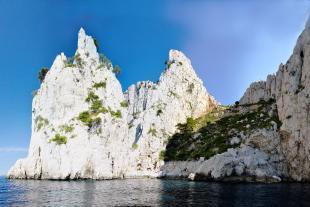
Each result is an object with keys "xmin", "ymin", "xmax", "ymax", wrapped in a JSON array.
[
  {"xmin": 9, "ymin": 17, "xmax": 310, "ymax": 182},
  {"xmin": 239, "ymin": 17, "xmax": 310, "ymax": 181},
  {"xmin": 7, "ymin": 28, "xmax": 217, "ymax": 179}
]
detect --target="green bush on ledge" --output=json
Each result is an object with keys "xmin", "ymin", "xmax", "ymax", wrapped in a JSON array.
[
  {"xmin": 49, "ymin": 134, "xmax": 67, "ymax": 145},
  {"xmin": 120, "ymin": 101, "xmax": 128, "ymax": 108},
  {"xmin": 93, "ymin": 81, "xmax": 106, "ymax": 89},
  {"xmin": 110, "ymin": 110, "xmax": 122, "ymax": 118},
  {"xmin": 38, "ymin": 67, "xmax": 49, "ymax": 83},
  {"xmin": 132, "ymin": 143, "xmax": 138, "ymax": 150}
]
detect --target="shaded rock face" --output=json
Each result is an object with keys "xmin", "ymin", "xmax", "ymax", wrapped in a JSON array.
[
  {"xmin": 8, "ymin": 29, "xmax": 217, "ymax": 179},
  {"xmin": 240, "ymin": 18, "xmax": 310, "ymax": 181}
]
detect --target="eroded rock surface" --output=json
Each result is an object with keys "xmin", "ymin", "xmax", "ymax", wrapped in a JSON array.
[
  {"xmin": 239, "ymin": 17, "xmax": 310, "ymax": 181},
  {"xmin": 8, "ymin": 28, "xmax": 217, "ymax": 179}
]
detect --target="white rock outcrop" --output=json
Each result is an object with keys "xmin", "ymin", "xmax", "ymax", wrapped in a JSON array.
[
  {"xmin": 240, "ymin": 17, "xmax": 310, "ymax": 181},
  {"xmin": 7, "ymin": 28, "xmax": 217, "ymax": 179}
]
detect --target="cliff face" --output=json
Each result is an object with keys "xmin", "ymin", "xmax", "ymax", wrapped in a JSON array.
[
  {"xmin": 240, "ymin": 18, "xmax": 310, "ymax": 181},
  {"xmin": 7, "ymin": 29, "xmax": 217, "ymax": 179},
  {"xmin": 159, "ymin": 17, "xmax": 310, "ymax": 182},
  {"xmin": 9, "ymin": 18, "xmax": 310, "ymax": 182}
]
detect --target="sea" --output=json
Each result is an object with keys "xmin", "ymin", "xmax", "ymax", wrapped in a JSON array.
[{"xmin": 1, "ymin": 176, "xmax": 310, "ymax": 206}]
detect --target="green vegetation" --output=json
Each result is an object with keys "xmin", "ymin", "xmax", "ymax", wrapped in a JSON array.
[
  {"xmin": 77, "ymin": 91, "xmax": 110, "ymax": 131},
  {"xmin": 159, "ymin": 150, "xmax": 166, "ymax": 160},
  {"xmin": 93, "ymin": 38, "xmax": 99, "ymax": 50},
  {"xmin": 296, "ymin": 84, "xmax": 305, "ymax": 94},
  {"xmin": 166, "ymin": 60, "xmax": 175, "ymax": 69},
  {"xmin": 98, "ymin": 54, "xmax": 112, "ymax": 70},
  {"xmin": 63, "ymin": 53, "xmax": 85, "ymax": 68},
  {"xmin": 90, "ymin": 100, "xmax": 106, "ymax": 113},
  {"xmin": 38, "ymin": 67, "xmax": 49, "ymax": 83},
  {"xmin": 92, "ymin": 117, "xmax": 102, "ymax": 126},
  {"xmin": 78, "ymin": 111, "xmax": 92, "ymax": 127},
  {"xmin": 120, "ymin": 101, "xmax": 128, "ymax": 108},
  {"xmin": 93, "ymin": 81, "xmax": 106, "ymax": 89},
  {"xmin": 86, "ymin": 91, "xmax": 99, "ymax": 103},
  {"xmin": 148, "ymin": 128, "xmax": 157, "ymax": 136},
  {"xmin": 163, "ymin": 100, "xmax": 281, "ymax": 161},
  {"xmin": 49, "ymin": 133, "xmax": 67, "ymax": 145},
  {"xmin": 112, "ymin": 65, "xmax": 121, "ymax": 75},
  {"xmin": 110, "ymin": 110, "xmax": 122, "ymax": 118},
  {"xmin": 89, "ymin": 98, "xmax": 102, "ymax": 112},
  {"xmin": 35, "ymin": 115, "xmax": 49, "ymax": 131},
  {"xmin": 85, "ymin": 91, "xmax": 108, "ymax": 114},
  {"xmin": 64, "ymin": 56, "xmax": 75, "ymax": 68},
  {"xmin": 187, "ymin": 83, "xmax": 195, "ymax": 93},
  {"xmin": 74, "ymin": 53, "xmax": 85, "ymax": 68},
  {"xmin": 156, "ymin": 109, "xmax": 163, "ymax": 116},
  {"xmin": 132, "ymin": 143, "xmax": 138, "ymax": 150},
  {"xmin": 78, "ymin": 111, "xmax": 102, "ymax": 128},
  {"xmin": 60, "ymin": 124, "xmax": 74, "ymax": 133}
]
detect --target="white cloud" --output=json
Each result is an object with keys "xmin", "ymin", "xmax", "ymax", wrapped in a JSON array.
[{"xmin": 0, "ymin": 147, "xmax": 28, "ymax": 152}]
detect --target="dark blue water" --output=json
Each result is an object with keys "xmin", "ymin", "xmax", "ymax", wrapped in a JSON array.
[{"xmin": 1, "ymin": 176, "xmax": 310, "ymax": 207}]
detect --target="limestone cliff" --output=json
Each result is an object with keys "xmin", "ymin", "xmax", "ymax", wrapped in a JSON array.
[
  {"xmin": 239, "ymin": 17, "xmax": 310, "ymax": 181},
  {"xmin": 159, "ymin": 17, "xmax": 310, "ymax": 182},
  {"xmin": 9, "ymin": 17, "xmax": 310, "ymax": 182},
  {"xmin": 7, "ymin": 28, "xmax": 217, "ymax": 179}
]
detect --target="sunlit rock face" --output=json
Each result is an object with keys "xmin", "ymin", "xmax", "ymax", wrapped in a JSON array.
[
  {"xmin": 7, "ymin": 28, "xmax": 217, "ymax": 179},
  {"xmin": 240, "ymin": 17, "xmax": 310, "ymax": 181}
]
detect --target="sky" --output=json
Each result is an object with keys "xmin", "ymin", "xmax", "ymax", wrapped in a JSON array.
[{"xmin": 0, "ymin": 0, "xmax": 309, "ymax": 175}]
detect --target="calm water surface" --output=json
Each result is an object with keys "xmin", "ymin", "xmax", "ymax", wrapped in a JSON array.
[{"xmin": 1, "ymin": 176, "xmax": 310, "ymax": 206}]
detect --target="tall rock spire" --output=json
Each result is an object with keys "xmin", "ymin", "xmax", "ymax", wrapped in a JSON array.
[
  {"xmin": 76, "ymin": 27, "xmax": 99, "ymax": 63},
  {"xmin": 7, "ymin": 28, "xmax": 217, "ymax": 180}
]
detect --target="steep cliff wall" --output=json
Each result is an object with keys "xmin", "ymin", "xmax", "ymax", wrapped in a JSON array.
[
  {"xmin": 159, "ymin": 17, "xmax": 310, "ymax": 183},
  {"xmin": 7, "ymin": 29, "xmax": 217, "ymax": 179},
  {"xmin": 240, "ymin": 18, "xmax": 310, "ymax": 181}
]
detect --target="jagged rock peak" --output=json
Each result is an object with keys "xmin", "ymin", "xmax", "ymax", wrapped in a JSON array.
[
  {"xmin": 77, "ymin": 27, "xmax": 99, "ymax": 62},
  {"xmin": 169, "ymin": 49, "xmax": 191, "ymax": 64},
  {"xmin": 161, "ymin": 49, "xmax": 196, "ymax": 80}
]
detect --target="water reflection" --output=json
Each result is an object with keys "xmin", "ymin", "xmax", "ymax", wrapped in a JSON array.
[{"xmin": 2, "ymin": 177, "xmax": 310, "ymax": 206}]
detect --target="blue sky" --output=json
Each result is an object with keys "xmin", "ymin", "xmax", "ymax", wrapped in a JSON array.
[{"xmin": 0, "ymin": 0, "xmax": 309, "ymax": 175}]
